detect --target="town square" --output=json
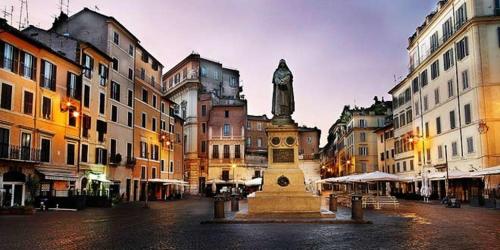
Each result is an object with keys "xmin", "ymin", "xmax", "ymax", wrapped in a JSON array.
[{"xmin": 0, "ymin": 0, "xmax": 499, "ymax": 249}]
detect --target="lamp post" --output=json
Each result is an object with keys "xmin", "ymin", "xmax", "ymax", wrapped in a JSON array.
[
  {"xmin": 445, "ymin": 145, "xmax": 449, "ymax": 198},
  {"xmin": 166, "ymin": 140, "xmax": 171, "ymax": 198},
  {"xmin": 232, "ymin": 163, "xmax": 237, "ymax": 193}
]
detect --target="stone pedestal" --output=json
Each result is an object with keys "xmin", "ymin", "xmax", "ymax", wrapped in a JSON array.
[{"xmin": 247, "ymin": 123, "xmax": 321, "ymax": 215}]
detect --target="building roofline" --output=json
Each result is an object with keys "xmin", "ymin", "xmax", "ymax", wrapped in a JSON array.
[
  {"xmin": 1, "ymin": 19, "xmax": 81, "ymax": 68},
  {"xmin": 137, "ymin": 43, "xmax": 164, "ymax": 68},
  {"xmin": 163, "ymin": 52, "xmax": 200, "ymax": 79}
]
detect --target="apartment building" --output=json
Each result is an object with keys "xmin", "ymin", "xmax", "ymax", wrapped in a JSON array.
[
  {"xmin": 162, "ymin": 53, "xmax": 242, "ymax": 194},
  {"xmin": 245, "ymin": 114, "xmax": 271, "ymax": 177},
  {"xmin": 375, "ymin": 123, "xmax": 396, "ymax": 174},
  {"xmin": 21, "ymin": 26, "xmax": 117, "ymax": 196},
  {"xmin": 207, "ymin": 100, "xmax": 247, "ymax": 189},
  {"xmin": 50, "ymin": 8, "xmax": 139, "ymax": 197},
  {"xmin": 298, "ymin": 126, "xmax": 321, "ymax": 190},
  {"xmin": 393, "ymin": 0, "xmax": 500, "ymax": 199},
  {"xmin": 0, "ymin": 19, "xmax": 82, "ymax": 206}
]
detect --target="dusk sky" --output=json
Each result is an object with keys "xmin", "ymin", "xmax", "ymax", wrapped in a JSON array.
[{"xmin": 6, "ymin": 0, "xmax": 437, "ymax": 145}]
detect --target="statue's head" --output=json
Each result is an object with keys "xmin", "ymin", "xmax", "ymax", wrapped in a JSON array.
[{"xmin": 279, "ymin": 59, "xmax": 286, "ymax": 68}]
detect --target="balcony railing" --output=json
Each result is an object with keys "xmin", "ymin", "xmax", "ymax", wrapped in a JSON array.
[
  {"xmin": 108, "ymin": 153, "xmax": 122, "ymax": 165},
  {"xmin": 0, "ymin": 144, "xmax": 41, "ymax": 162}
]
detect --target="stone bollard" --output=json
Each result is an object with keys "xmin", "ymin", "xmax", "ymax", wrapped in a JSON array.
[
  {"xmin": 351, "ymin": 194, "xmax": 363, "ymax": 221},
  {"xmin": 231, "ymin": 195, "xmax": 239, "ymax": 212},
  {"xmin": 214, "ymin": 196, "xmax": 225, "ymax": 219},
  {"xmin": 329, "ymin": 194, "xmax": 337, "ymax": 212}
]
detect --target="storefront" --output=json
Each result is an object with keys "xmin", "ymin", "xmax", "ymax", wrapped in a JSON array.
[
  {"xmin": 36, "ymin": 167, "xmax": 78, "ymax": 198},
  {"xmin": 1, "ymin": 170, "xmax": 26, "ymax": 207}
]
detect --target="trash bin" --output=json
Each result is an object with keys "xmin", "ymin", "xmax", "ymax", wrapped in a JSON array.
[
  {"xmin": 329, "ymin": 194, "xmax": 337, "ymax": 212},
  {"xmin": 351, "ymin": 194, "xmax": 363, "ymax": 221},
  {"xmin": 231, "ymin": 195, "xmax": 239, "ymax": 212},
  {"xmin": 214, "ymin": 195, "xmax": 225, "ymax": 219}
]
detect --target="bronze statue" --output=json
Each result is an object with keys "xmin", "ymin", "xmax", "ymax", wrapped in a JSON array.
[{"xmin": 272, "ymin": 59, "xmax": 295, "ymax": 123}]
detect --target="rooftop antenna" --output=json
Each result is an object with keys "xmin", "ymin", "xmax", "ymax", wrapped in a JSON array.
[
  {"xmin": 18, "ymin": 0, "xmax": 29, "ymax": 30},
  {"xmin": 2, "ymin": 6, "xmax": 14, "ymax": 26},
  {"xmin": 94, "ymin": 5, "xmax": 99, "ymax": 11},
  {"xmin": 58, "ymin": 0, "xmax": 70, "ymax": 14}
]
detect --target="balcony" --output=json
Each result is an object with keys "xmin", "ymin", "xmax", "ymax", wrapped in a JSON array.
[
  {"xmin": 0, "ymin": 144, "xmax": 41, "ymax": 162},
  {"xmin": 126, "ymin": 156, "xmax": 136, "ymax": 168},
  {"xmin": 108, "ymin": 153, "xmax": 123, "ymax": 166}
]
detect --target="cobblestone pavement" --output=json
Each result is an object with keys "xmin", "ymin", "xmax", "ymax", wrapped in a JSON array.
[{"xmin": 0, "ymin": 197, "xmax": 498, "ymax": 250}]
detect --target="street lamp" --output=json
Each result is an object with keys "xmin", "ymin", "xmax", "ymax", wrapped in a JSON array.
[
  {"xmin": 232, "ymin": 163, "xmax": 237, "ymax": 192},
  {"xmin": 144, "ymin": 137, "xmax": 152, "ymax": 209}
]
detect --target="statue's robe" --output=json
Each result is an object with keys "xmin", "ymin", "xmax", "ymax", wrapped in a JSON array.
[{"xmin": 272, "ymin": 68, "xmax": 294, "ymax": 117}]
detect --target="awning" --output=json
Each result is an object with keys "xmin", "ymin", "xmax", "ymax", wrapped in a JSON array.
[
  {"xmin": 245, "ymin": 177, "xmax": 262, "ymax": 186},
  {"xmin": 36, "ymin": 168, "xmax": 78, "ymax": 181},
  {"xmin": 88, "ymin": 173, "xmax": 112, "ymax": 183},
  {"xmin": 154, "ymin": 179, "xmax": 190, "ymax": 186},
  {"xmin": 471, "ymin": 166, "xmax": 500, "ymax": 176},
  {"xmin": 206, "ymin": 179, "xmax": 227, "ymax": 185},
  {"xmin": 427, "ymin": 170, "xmax": 481, "ymax": 180}
]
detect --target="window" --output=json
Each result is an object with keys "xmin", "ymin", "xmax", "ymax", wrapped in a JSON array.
[
  {"xmin": 161, "ymin": 120, "xmax": 166, "ymax": 131},
  {"xmin": 464, "ymin": 104, "xmax": 472, "ymax": 124},
  {"xmin": 202, "ymin": 105, "xmax": 207, "ymax": 116},
  {"xmin": 447, "ymin": 80, "xmax": 454, "ymax": 98},
  {"xmin": 141, "ymin": 113, "xmax": 147, "ymax": 128},
  {"xmin": 96, "ymin": 120, "xmax": 107, "ymax": 143},
  {"xmin": 152, "ymin": 95, "xmax": 157, "ymax": 108},
  {"xmin": 410, "ymin": 160, "xmax": 414, "ymax": 171},
  {"xmin": 140, "ymin": 142, "xmax": 147, "ymax": 158},
  {"xmin": 406, "ymin": 110, "xmax": 412, "ymax": 123},
  {"xmin": 21, "ymin": 51, "xmax": 36, "ymax": 80},
  {"xmin": 358, "ymin": 146, "xmax": 368, "ymax": 156},
  {"xmin": 128, "ymin": 68, "xmax": 133, "ymax": 80},
  {"xmin": 161, "ymin": 160, "xmax": 165, "ymax": 172},
  {"xmin": 443, "ymin": 17, "xmax": 453, "ymax": 41},
  {"xmin": 214, "ymin": 71, "xmax": 219, "ymax": 80},
  {"xmin": 223, "ymin": 124, "xmax": 230, "ymax": 136},
  {"xmin": 84, "ymin": 85, "xmax": 90, "ymax": 108},
  {"xmin": 0, "ymin": 128, "xmax": 9, "ymax": 158},
  {"xmin": 430, "ymin": 31, "xmax": 439, "ymax": 53},
  {"xmin": 169, "ymin": 161, "xmax": 174, "ymax": 173},
  {"xmin": 397, "ymin": 163, "xmax": 401, "ymax": 172},
  {"xmin": 68, "ymin": 110, "xmax": 77, "ymax": 127},
  {"xmin": 359, "ymin": 119, "xmax": 367, "ymax": 128},
  {"xmin": 111, "ymin": 81, "xmax": 120, "ymax": 101},
  {"xmin": 425, "ymin": 122, "xmax": 430, "ymax": 138},
  {"xmin": 128, "ymin": 44, "xmax": 134, "ymax": 56},
  {"xmin": 42, "ymin": 96, "xmax": 52, "ymax": 119},
  {"xmin": 450, "ymin": 110, "xmax": 456, "ymax": 129},
  {"xmin": 431, "ymin": 60, "xmax": 440, "ymax": 80},
  {"xmin": 152, "ymin": 118, "xmax": 157, "ymax": 131},
  {"xmin": 0, "ymin": 83, "xmax": 13, "ymax": 110},
  {"xmin": 140, "ymin": 68, "xmax": 145, "ymax": 80},
  {"xmin": 380, "ymin": 152, "xmax": 385, "ymax": 161},
  {"xmin": 257, "ymin": 138, "xmax": 262, "ymax": 147},
  {"xmin": 412, "ymin": 77, "xmax": 419, "ymax": 93},
  {"xmin": 462, "ymin": 70, "xmax": 469, "ymax": 90},
  {"xmin": 23, "ymin": 91, "xmax": 33, "ymax": 115},
  {"xmin": 111, "ymin": 105, "xmax": 118, "ymax": 122},
  {"xmin": 452, "ymin": 141, "xmax": 458, "ymax": 156},
  {"xmin": 436, "ymin": 117, "xmax": 441, "ymax": 134},
  {"xmin": 112, "ymin": 58, "xmax": 118, "ymax": 71},
  {"xmin": 151, "ymin": 145, "xmax": 159, "ymax": 160},
  {"xmin": 41, "ymin": 60, "xmax": 56, "ymax": 90},
  {"xmin": 457, "ymin": 37, "xmax": 469, "ymax": 60},
  {"xmin": 2, "ymin": 42, "xmax": 16, "ymax": 72},
  {"xmin": 161, "ymin": 102, "xmax": 165, "ymax": 113},
  {"xmin": 443, "ymin": 49, "xmax": 454, "ymax": 70},
  {"xmin": 142, "ymin": 89, "xmax": 148, "ymax": 103},
  {"xmin": 456, "ymin": 3, "xmax": 468, "ymax": 28},
  {"xmin": 141, "ymin": 166, "xmax": 146, "ymax": 179},
  {"xmin": 403, "ymin": 161, "xmax": 407, "ymax": 171},
  {"xmin": 467, "ymin": 137, "xmax": 474, "ymax": 153},
  {"xmin": 224, "ymin": 110, "xmax": 229, "ymax": 118},
  {"xmin": 82, "ymin": 115, "xmax": 91, "ymax": 138},
  {"xmin": 420, "ymin": 70, "xmax": 428, "ymax": 87},
  {"xmin": 400, "ymin": 114, "xmax": 406, "ymax": 127},
  {"xmin": 201, "ymin": 141, "xmax": 206, "ymax": 153},
  {"xmin": 246, "ymin": 137, "xmax": 251, "ymax": 147},
  {"xmin": 82, "ymin": 54, "xmax": 93, "ymax": 78},
  {"xmin": 426, "ymin": 148, "xmax": 431, "ymax": 162},
  {"xmin": 128, "ymin": 90, "xmax": 133, "ymax": 107},
  {"xmin": 223, "ymin": 145, "xmax": 230, "ymax": 158},
  {"xmin": 212, "ymin": 145, "xmax": 219, "ymax": 158},
  {"xmin": 202, "ymin": 123, "xmax": 206, "ymax": 133},
  {"xmin": 438, "ymin": 145, "xmax": 443, "ymax": 159},
  {"xmin": 113, "ymin": 31, "xmax": 120, "ymax": 45},
  {"xmin": 99, "ymin": 93, "xmax": 105, "ymax": 115},
  {"xmin": 415, "ymin": 101, "xmax": 420, "ymax": 116},
  {"xmin": 201, "ymin": 66, "xmax": 207, "ymax": 77},
  {"xmin": 423, "ymin": 95, "xmax": 428, "ymax": 111},
  {"xmin": 81, "ymin": 144, "xmax": 88, "ymax": 163},
  {"xmin": 66, "ymin": 143, "xmax": 75, "ymax": 165},
  {"xmin": 434, "ymin": 88, "xmax": 440, "ymax": 105},
  {"xmin": 127, "ymin": 143, "xmax": 132, "ymax": 159},
  {"xmin": 230, "ymin": 76, "xmax": 237, "ymax": 87},
  {"xmin": 257, "ymin": 122, "xmax": 262, "ymax": 131},
  {"xmin": 41, "ymin": 138, "xmax": 51, "ymax": 162},
  {"xmin": 95, "ymin": 148, "xmax": 107, "ymax": 164},
  {"xmin": 66, "ymin": 72, "xmax": 79, "ymax": 99},
  {"xmin": 418, "ymin": 151, "xmax": 422, "ymax": 164},
  {"xmin": 232, "ymin": 144, "xmax": 241, "ymax": 159},
  {"xmin": 151, "ymin": 167, "xmax": 157, "ymax": 179}
]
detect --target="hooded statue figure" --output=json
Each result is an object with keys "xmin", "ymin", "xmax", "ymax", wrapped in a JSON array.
[{"xmin": 272, "ymin": 59, "xmax": 295, "ymax": 121}]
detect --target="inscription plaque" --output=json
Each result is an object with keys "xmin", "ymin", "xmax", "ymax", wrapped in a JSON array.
[{"xmin": 272, "ymin": 148, "xmax": 294, "ymax": 163}]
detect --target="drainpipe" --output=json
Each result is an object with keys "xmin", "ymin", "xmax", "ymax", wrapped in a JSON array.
[{"xmin": 452, "ymin": 3, "xmax": 465, "ymax": 158}]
